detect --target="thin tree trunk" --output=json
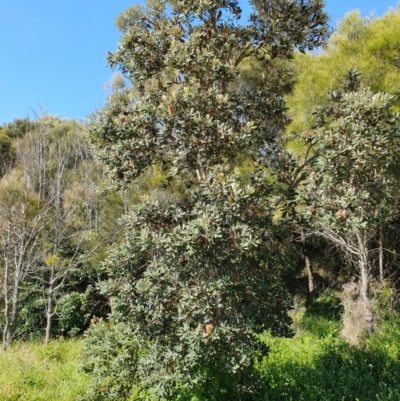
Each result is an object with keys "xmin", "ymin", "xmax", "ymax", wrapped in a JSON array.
[
  {"xmin": 305, "ymin": 255, "xmax": 314, "ymax": 302},
  {"xmin": 8, "ymin": 281, "xmax": 20, "ymax": 346},
  {"xmin": 3, "ymin": 262, "xmax": 21, "ymax": 350},
  {"xmin": 301, "ymin": 229, "xmax": 315, "ymax": 302},
  {"xmin": 2, "ymin": 225, "xmax": 21, "ymax": 350},
  {"xmin": 357, "ymin": 231, "xmax": 374, "ymax": 332},
  {"xmin": 45, "ymin": 268, "xmax": 54, "ymax": 344},
  {"xmin": 378, "ymin": 226, "xmax": 384, "ymax": 281},
  {"xmin": 45, "ymin": 166, "xmax": 62, "ymax": 344},
  {"xmin": 3, "ymin": 257, "xmax": 11, "ymax": 350}
]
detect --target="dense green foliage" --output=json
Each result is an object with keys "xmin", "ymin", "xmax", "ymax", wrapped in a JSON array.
[
  {"xmin": 300, "ymin": 73, "xmax": 400, "ymax": 231},
  {"xmin": 0, "ymin": 118, "xmax": 36, "ymax": 177},
  {"xmin": 284, "ymin": 6, "xmax": 400, "ymax": 342},
  {"xmin": 84, "ymin": 0, "xmax": 329, "ymax": 399},
  {"xmin": 288, "ymin": 6, "xmax": 400, "ymax": 135},
  {"xmin": 86, "ymin": 169, "xmax": 293, "ymax": 400},
  {"xmin": 260, "ymin": 318, "xmax": 400, "ymax": 400}
]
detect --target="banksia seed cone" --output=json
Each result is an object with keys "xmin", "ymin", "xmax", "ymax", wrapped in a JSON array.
[
  {"xmin": 167, "ymin": 105, "xmax": 175, "ymax": 116},
  {"xmin": 336, "ymin": 210, "xmax": 347, "ymax": 219}
]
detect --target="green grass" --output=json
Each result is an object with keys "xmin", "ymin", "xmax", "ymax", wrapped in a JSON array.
[
  {"xmin": 257, "ymin": 315, "xmax": 400, "ymax": 401},
  {"xmin": 3, "ymin": 313, "xmax": 400, "ymax": 401},
  {"xmin": 0, "ymin": 338, "xmax": 89, "ymax": 401}
]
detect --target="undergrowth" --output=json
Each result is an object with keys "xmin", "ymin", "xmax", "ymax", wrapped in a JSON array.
[
  {"xmin": 258, "ymin": 305, "xmax": 400, "ymax": 401},
  {"xmin": 3, "ymin": 309, "xmax": 400, "ymax": 401},
  {"xmin": 0, "ymin": 338, "xmax": 89, "ymax": 401}
]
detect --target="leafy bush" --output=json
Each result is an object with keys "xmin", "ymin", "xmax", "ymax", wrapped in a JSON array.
[
  {"xmin": 0, "ymin": 131, "xmax": 15, "ymax": 176},
  {"xmin": 80, "ymin": 319, "xmax": 139, "ymax": 401},
  {"xmin": 57, "ymin": 287, "xmax": 95, "ymax": 336},
  {"xmin": 293, "ymin": 292, "xmax": 342, "ymax": 338},
  {"xmin": 372, "ymin": 279, "xmax": 398, "ymax": 321},
  {"xmin": 16, "ymin": 293, "xmax": 46, "ymax": 341}
]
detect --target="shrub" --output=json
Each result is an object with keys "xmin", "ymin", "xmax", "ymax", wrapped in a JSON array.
[{"xmin": 79, "ymin": 319, "xmax": 138, "ymax": 401}]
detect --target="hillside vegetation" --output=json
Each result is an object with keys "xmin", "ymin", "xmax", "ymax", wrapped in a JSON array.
[{"xmin": 2, "ymin": 1, "xmax": 400, "ymax": 400}]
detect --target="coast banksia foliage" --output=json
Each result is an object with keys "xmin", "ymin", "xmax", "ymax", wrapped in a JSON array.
[
  {"xmin": 85, "ymin": 1, "xmax": 328, "ymax": 400},
  {"xmin": 297, "ymin": 71, "xmax": 400, "ymax": 334}
]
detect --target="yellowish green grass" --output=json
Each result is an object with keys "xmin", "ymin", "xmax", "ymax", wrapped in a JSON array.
[{"xmin": 0, "ymin": 338, "xmax": 89, "ymax": 401}]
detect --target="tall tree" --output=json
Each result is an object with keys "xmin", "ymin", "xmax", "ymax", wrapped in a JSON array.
[
  {"xmin": 283, "ymin": 7, "xmax": 400, "ymax": 304},
  {"xmin": 298, "ymin": 71, "xmax": 400, "ymax": 333},
  {"xmin": 85, "ymin": 0, "xmax": 328, "ymax": 400}
]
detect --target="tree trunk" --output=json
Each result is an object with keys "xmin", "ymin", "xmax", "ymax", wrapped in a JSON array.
[
  {"xmin": 301, "ymin": 230, "xmax": 315, "ymax": 302},
  {"xmin": 7, "ymin": 284, "xmax": 20, "ymax": 346},
  {"xmin": 357, "ymin": 231, "xmax": 374, "ymax": 332},
  {"xmin": 2, "ymin": 229, "xmax": 22, "ymax": 350},
  {"xmin": 2, "ymin": 244, "xmax": 10, "ymax": 350},
  {"xmin": 3, "ymin": 263, "xmax": 21, "ymax": 350},
  {"xmin": 305, "ymin": 254, "xmax": 314, "ymax": 302},
  {"xmin": 378, "ymin": 226, "xmax": 384, "ymax": 281},
  {"xmin": 45, "ymin": 266, "xmax": 55, "ymax": 344}
]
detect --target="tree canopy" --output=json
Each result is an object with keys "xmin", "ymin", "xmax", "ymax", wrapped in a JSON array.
[{"xmin": 287, "ymin": 6, "xmax": 400, "ymax": 136}]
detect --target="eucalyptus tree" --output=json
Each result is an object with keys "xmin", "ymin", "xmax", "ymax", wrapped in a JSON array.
[
  {"xmin": 85, "ymin": 0, "xmax": 328, "ymax": 399},
  {"xmin": 298, "ymin": 71, "xmax": 400, "ymax": 333}
]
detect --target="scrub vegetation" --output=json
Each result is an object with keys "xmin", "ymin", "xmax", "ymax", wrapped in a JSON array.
[{"xmin": 2, "ymin": 1, "xmax": 400, "ymax": 400}]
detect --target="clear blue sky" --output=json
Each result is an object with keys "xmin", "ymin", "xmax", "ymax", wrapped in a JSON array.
[{"xmin": 0, "ymin": 0, "xmax": 398, "ymax": 125}]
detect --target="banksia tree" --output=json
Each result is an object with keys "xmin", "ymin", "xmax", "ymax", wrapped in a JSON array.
[
  {"xmin": 84, "ymin": 1, "xmax": 328, "ymax": 400},
  {"xmin": 298, "ymin": 71, "xmax": 400, "ymax": 335}
]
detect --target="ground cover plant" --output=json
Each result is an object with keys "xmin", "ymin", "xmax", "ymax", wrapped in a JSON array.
[{"xmin": 259, "ymin": 313, "xmax": 400, "ymax": 400}]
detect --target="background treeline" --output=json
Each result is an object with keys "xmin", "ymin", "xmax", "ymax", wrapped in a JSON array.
[
  {"xmin": 0, "ymin": 114, "xmax": 190, "ymax": 348},
  {"xmin": 2, "ymin": 3, "xmax": 400, "ymax": 401},
  {"xmin": 0, "ymin": 116, "xmax": 114, "ymax": 348}
]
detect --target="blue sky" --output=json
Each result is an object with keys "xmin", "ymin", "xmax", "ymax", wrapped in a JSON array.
[{"xmin": 0, "ymin": 1, "xmax": 398, "ymax": 124}]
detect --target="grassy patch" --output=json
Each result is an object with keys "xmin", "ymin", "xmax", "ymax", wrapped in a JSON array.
[
  {"xmin": 257, "ymin": 319, "xmax": 400, "ymax": 400},
  {"xmin": 3, "ymin": 314, "xmax": 400, "ymax": 401},
  {"xmin": 293, "ymin": 293, "xmax": 342, "ymax": 339},
  {"xmin": 0, "ymin": 338, "xmax": 89, "ymax": 401}
]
